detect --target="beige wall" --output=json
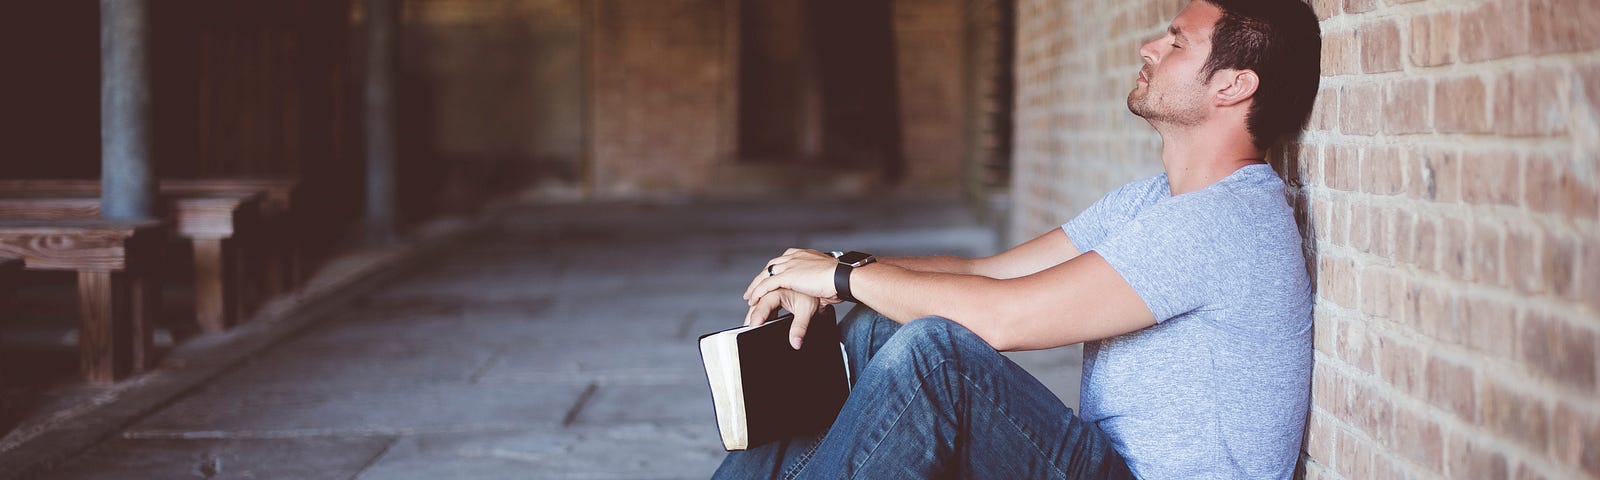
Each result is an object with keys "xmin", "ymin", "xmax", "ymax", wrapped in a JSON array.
[{"xmin": 1013, "ymin": 0, "xmax": 1600, "ymax": 477}]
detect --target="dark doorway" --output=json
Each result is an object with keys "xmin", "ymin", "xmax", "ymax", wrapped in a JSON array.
[{"xmin": 736, "ymin": 0, "xmax": 902, "ymax": 179}]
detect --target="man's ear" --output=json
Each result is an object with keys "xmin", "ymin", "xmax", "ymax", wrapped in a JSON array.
[{"xmin": 1215, "ymin": 69, "xmax": 1259, "ymax": 107}]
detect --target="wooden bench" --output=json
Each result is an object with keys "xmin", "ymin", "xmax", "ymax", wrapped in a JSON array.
[
  {"xmin": 0, "ymin": 220, "xmax": 165, "ymax": 384},
  {"xmin": 0, "ymin": 193, "xmax": 264, "ymax": 333},
  {"xmin": 0, "ymin": 178, "xmax": 303, "ymax": 294}
]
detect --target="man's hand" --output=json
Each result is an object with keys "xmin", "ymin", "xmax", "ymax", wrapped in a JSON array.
[
  {"xmin": 745, "ymin": 288, "xmax": 837, "ymax": 350},
  {"xmin": 745, "ymin": 248, "xmax": 841, "ymax": 306}
]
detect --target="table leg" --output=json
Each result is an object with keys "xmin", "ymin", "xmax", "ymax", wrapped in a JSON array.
[
  {"xmin": 76, "ymin": 271, "xmax": 134, "ymax": 384},
  {"xmin": 193, "ymin": 238, "xmax": 231, "ymax": 333}
]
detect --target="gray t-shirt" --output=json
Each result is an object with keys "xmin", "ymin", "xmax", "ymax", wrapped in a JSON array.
[{"xmin": 1062, "ymin": 164, "xmax": 1312, "ymax": 479}]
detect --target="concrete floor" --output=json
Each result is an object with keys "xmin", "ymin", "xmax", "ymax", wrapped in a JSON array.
[{"xmin": 26, "ymin": 193, "xmax": 1082, "ymax": 479}]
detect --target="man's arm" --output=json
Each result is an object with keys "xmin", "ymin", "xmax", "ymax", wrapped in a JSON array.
[
  {"xmin": 748, "ymin": 249, "xmax": 1153, "ymax": 352},
  {"xmin": 880, "ymin": 229, "xmax": 1082, "ymax": 279}
]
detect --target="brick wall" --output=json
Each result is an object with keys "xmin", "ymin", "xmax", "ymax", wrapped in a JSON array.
[
  {"xmin": 893, "ymin": 0, "xmax": 967, "ymax": 185},
  {"xmin": 1012, "ymin": 0, "xmax": 1600, "ymax": 478},
  {"xmin": 589, "ymin": 0, "xmax": 731, "ymax": 196}
]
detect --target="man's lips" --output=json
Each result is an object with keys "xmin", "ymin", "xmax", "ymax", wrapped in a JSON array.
[{"xmin": 1137, "ymin": 70, "xmax": 1148, "ymax": 83}]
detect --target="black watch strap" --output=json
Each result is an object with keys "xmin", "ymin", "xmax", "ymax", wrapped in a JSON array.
[{"xmin": 835, "ymin": 263, "xmax": 857, "ymax": 303}]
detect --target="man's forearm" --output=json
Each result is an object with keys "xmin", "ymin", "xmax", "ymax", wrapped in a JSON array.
[{"xmin": 878, "ymin": 255, "xmax": 976, "ymax": 275}]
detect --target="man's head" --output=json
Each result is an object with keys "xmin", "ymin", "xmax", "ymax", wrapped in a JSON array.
[{"xmin": 1128, "ymin": 0, "xmax": 1321, "ymax": 150}]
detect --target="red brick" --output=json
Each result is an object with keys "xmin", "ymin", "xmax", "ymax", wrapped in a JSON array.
[
  {"xmin": 1355, "ymin": 390, "xmax": 1393, "ymax": 446},
  {"xmin": 1313, "ymin": 0, "xmax": 1342, "ymax": 21},
  {"xmin": 1306, "ymin": 409, "xmax": 1336, "ymax": 464},
  {"xmin": 1339, "ymin": 317, "xmax": 1375, "ymax": 373},
  {"xmin": 1375, "ymin": 331, "xmax": 1423, "ymax": 397},
  {"xmin": 1460, "ymin": 150, "xmax": 1521, "ymax": 207},
  {"xmin": 1349, "ymin": 203, "xmax": 1372, "ymax": 253},
  {"xmin": 1320, "ymin": 255, "xmax": 1359, "ymax": 310},
  {"xmin": 1324, "ymin": 145, "xmax": 1361, "ymax": 192},
  {"xmin": 1469, "ymin": 221, "xmax": 1507, "ymax": 287},
  {"xmin": 1436, "ymin": 76, "xmax": 1489, "ymax": 134},
  {"xmin": 1460, "ymin": 295, "xmax": 1517, "ymax": 359},
  {"xmin": 1308, "ymin": 88, "xmax": 1340, "ymax": 132},
  {"xmin": 1384, "ymin": 77, "xmax": 1431, "ymax": 134},
  {"xmin": 1360, "ymin": 20, "xmax": 1401, "ymax": 73},
  {"xmin": 1409, "ymin": 12, "xmax": 1459, "ymax": 68},
  {"xmin": 1584, "ymin": 243, "xmax": 1600, "ymax": 315},
  {"xmin": 1373, "ymin": 206, "xmax": 1396, "ymax": 261},
  {"xmin": 1492, "ymin": 67, "xmax": 1570, "ymax": 137},
  {"xmin": 1551, "ymin": 402, "xmax": 1600, "ymax": 476},
  {"xmin": 1323, "ymin": 30, "xmax": 1360, "ymax": 76},
  {"xmin": 1391, "ymin": 405, "xmax": 1444, "ymax": 473},
  {"xmin": 1418, "ymin": 148, "xmax": 1462, "ymax": 203},
  {"xmin": 1529, "ymin": 0, "xmax": 1600, "ymax": 54},
  {"xmin": 1440, "ymin": 216, "xmax": 1471, "ymax": 279},
  {"xmin": 1360, "ymin": 267, "xmax": 1395, "ymax": 320},
  {"xmin": 1526, "ymin": 151, "xmax": 1600, "ymax": 219},
  {"xmin": 1409, "ymin": 282, "xmax": 1454, "ymax": 342},
  {"xmin": 1340, "ymin": 82, "xmax": 1383, "ymax": 135},
  {"xmin": 1314, "ymin": 194, "xmax": 1336, "ymax": 244},
  {"xmin": 1479, "ymin": 377, "xmax": 1551, "ymax": 452},
  {"xmin": 1505, "ymin": 225, "xmax": 1547, "ymax": 295},
  {"xmin": 1520, "ymin": 310, "xmax": 1598, "ymax": 392},
  {"xmin": 1408, "ymin": 216, "xmax": 1438, "ymax": 272},
  {"xmin": 1445, "ymin": 433, "xmax": 1510, "ymax": 479},
  {"xmin": 1426, "ymin": 357, "xmax": 1476, "ymax": 421},
  {"xmin": 1336, "ymin": 428, "xmax": 1370, "ymax": 479},
  {"xmin": 1391, "ymin": 208, "xmax": 1416, "ymax": 266},
  {"xmin": 1297, "ymin": 146, "xmax": 1321, "ymax": 188},
  {"xmin": 1360, "ymin": 146, "xmax": 1405, "ymax": 195},
  {"xmin": 1460, "ymin": 0, "xmax": 1530, "ymax": 63},
  {"xmin": 1344, "ymin": 0, "xmax": 1376, "ymax": 14},
  {"xmin": 1542, "ymin": 233, "xmax": 1579, "ymax": 299}
]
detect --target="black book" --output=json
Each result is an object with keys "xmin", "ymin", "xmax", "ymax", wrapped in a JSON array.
[{"xmin": 697, "ymin": 305, "xmax": 850, "ymax": 451}]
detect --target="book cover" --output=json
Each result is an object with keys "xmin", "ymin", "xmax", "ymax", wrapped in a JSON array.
[{"xmin": 698, "ymin": 305, "xmax": 849, "ymax": 451}]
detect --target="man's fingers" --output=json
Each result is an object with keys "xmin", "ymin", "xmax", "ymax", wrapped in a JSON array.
[
  {"xmin": 787, "ymin": 295, "xmax": 815, "ymax": 350},
  {"xmin": 746, "ymin": 292, "xmax": 781, "ymax": 326},
  {"xmin": 748, "ymin": 277, "xmax": 781, "ymax": 306},
  {"xmin": 743, "ymin": 269, "xmax": 766, "ymax": 302}
]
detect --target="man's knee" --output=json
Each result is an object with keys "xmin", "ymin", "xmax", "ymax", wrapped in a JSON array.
[{"xmin": 878, "ymin": 316, "xmax": 985, "ymax": 365}]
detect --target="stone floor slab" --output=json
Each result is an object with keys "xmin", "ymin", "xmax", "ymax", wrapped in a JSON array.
[
  {"xmin": 355, "ymin": 424, "xmax": 723, "ymax": 480},
  {"xmin": 45, "ymin": 436, "xmax": 394, "ymax": 480},
  {"xmin": 128, "ymin": 382, "xmax": 586, "ymax": 438}
]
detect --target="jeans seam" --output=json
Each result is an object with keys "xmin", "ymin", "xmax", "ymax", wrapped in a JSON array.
[
  {"xmin": 952, "ymin": 367, "xmax": 1075, "ymax": 479},
  {"xmin": 842, "ymin": 376, "xmax": 925, "ymax": 480},
  {"xmin": 842, "ymin": 357, "xmax": 1077, "ymax": 480},
  {"xmin": 779, "ymin": 432, "xmax": 826, "ymax": 480}
]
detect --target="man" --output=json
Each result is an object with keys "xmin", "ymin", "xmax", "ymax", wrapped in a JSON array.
[{"xmin": 719, "ymin": 0, "xmax": 1320, "ymax": 477}]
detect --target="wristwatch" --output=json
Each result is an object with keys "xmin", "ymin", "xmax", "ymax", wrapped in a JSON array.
[{"xmin": 831, "ymin": 251, "xmax": 876, "ymax": 303}]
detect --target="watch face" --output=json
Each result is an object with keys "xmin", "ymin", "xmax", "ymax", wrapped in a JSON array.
[{"xmin": 837, "ymin": 251, "xmax": 874, "ymax": 266}]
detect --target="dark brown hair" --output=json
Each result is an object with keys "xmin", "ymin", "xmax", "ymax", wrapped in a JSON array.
[{"xmin": 1201, "ymin": 0, "xmax": 1322, "ymax": 150}]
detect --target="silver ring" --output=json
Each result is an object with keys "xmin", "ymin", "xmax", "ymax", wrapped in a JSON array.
[{"xmin": 767, "ymin": 264, "xmax": 776, "ymax": 276}]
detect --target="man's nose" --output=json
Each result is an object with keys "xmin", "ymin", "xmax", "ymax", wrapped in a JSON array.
[{"xmin": 1137, "ymin": 38, "xmax": 1160, "ymax": 64}]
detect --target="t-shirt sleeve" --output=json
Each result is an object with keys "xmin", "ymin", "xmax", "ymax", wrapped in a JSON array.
[
  {"xmin": 1062, "ymin": 176, "xmax": 1161, "ymax": 253},
  {"xmin": 1089, "ymin": 198, "xmax": 1226, "ymax": 323}
]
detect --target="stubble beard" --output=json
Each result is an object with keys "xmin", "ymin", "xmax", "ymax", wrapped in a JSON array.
[{"xmin": 1127, "ymin": 74, "xmax": 1207, "ymax": 127}]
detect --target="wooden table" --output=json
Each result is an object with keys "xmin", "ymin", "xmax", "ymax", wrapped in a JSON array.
[
  {"xmin": 0, "ymin": 193, "xmax": 264, "ymax": 333},
  {"xmin": 0, "ymin": 220, "xmax": 165, "ymax": 383},
  {"xmin": 0, "ymin": 178, "xmax": 302, "ymax": 293},
  {"xmin": 0, "ymin": 256, "xmax": 21, "ymax": 390}
]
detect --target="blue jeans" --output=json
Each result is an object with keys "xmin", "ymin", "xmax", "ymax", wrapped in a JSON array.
[{"xmin": 713, "ymin": 305, "xmax": 1134, "ymax": 479}]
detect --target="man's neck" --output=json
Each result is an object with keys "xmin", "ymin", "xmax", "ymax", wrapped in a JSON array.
[{"xmin": 1155, "ymin": 121, "xmax": 1265, "ymax": 195}]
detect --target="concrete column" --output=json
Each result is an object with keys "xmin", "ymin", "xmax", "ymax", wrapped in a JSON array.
[
  {"xmin": 364, "ymin": 0, "xmax": 399, "ymax": 243},
  {"xmin": 101, "ymin": 0, "xmax": 156, "ymax": 220}
]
